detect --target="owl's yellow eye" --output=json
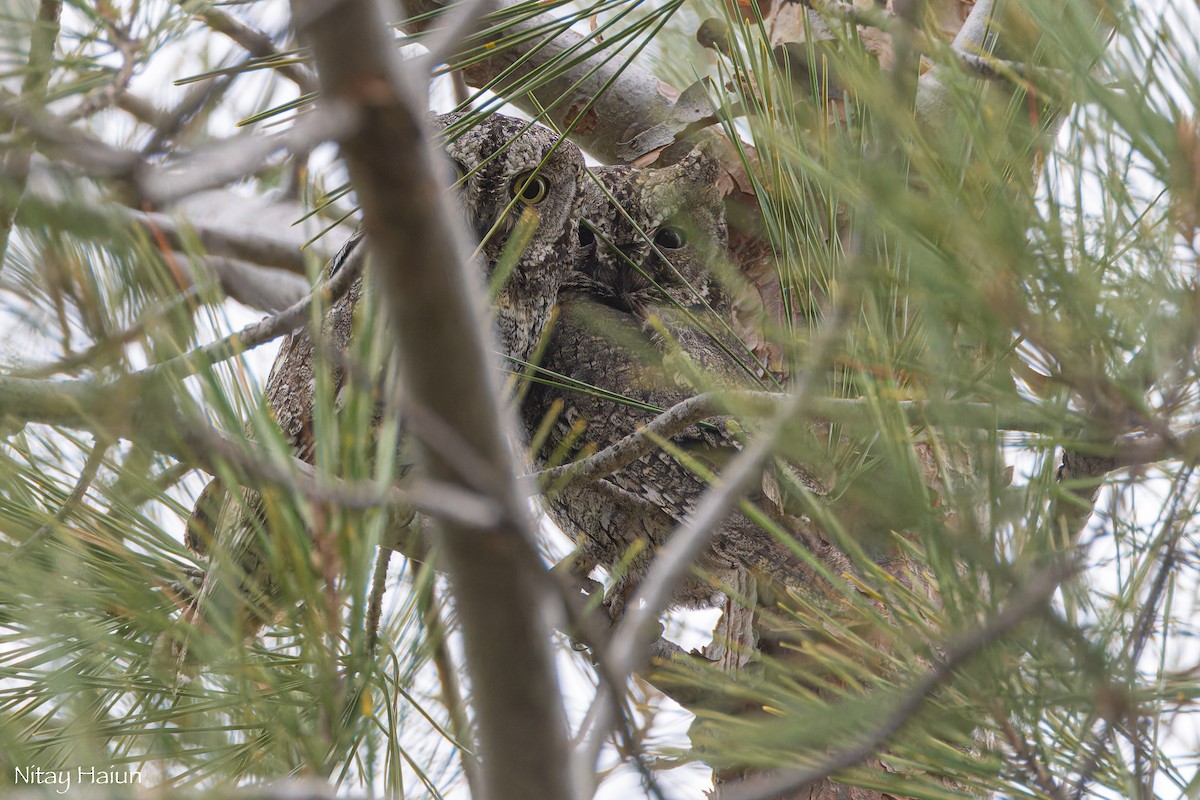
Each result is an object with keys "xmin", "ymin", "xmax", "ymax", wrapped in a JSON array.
[
  {"xmin": 512, "ymin": 171, "xmax": 550, "ymax": 204},
  {"xmin": 452, "ymin": 160, "xmax": 469, "ymax": 183}
]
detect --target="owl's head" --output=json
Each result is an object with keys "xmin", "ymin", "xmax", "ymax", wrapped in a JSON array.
[
  {"xmin": 436, "ymin": 112, "xmax": 585, "ymax": 361},
  {"xmin": 576, "ymin": 151, "xmax": 728, "ymax": 315},
  {"xmin": 440, "ymin": 113, "xmax": 584, "ymax": 274}
]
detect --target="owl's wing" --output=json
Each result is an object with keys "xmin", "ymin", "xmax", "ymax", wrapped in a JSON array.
[{"xmin": 182, "ymin": 235, "xmax": 368, "ymax": 559}]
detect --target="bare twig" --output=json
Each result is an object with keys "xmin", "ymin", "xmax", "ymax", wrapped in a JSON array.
[
  {"xmin": 4, "ymin": 92, "xmax": 347, "ymax": 208},
  {"xmin": 720, "ymin": 559, "xmax": 1078, "ymax": 800},
  {"xmin": 66, "ymin": 16, "xmax": 140, "ymax": 120},
  {"xmin": 141, "ymin": 230, "xmax": 365, "ymax": 380},
  {"xmin": 142, "ymin": 70, "xmax": 237, "ymax": 157},
  {"xmin": 197, "ymin": 7, "xmax": 319, "ymax": 94},
  {"xmin": 535, "ymin": 392, "xmax": 719, "ymax": 488},
  {"xmin": 142, "ymin": 109, "xmax": 350, "ymax": 206},
  {"xmin": 532, "ymin": 392, "xmax": 1058, "ymax": 492},
  {"xmin": 115, "ymin": 91, "xmax": 165, "ymax": 128}
]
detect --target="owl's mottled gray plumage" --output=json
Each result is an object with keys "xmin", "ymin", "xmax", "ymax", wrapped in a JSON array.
[
  {"xmin": 179, "ymin": 113, "xmax": 586, "ymax": 646},
  {"xmin": 260, "ymin": 113, "xmax": 585, "ymax": 474},
  {"xmin": 442, "ymin": 111, "xmax": 587, "ymax": 363},
  {"xmin": 523, "ymin": 153, "xmax": 832, "ymax": 613}
]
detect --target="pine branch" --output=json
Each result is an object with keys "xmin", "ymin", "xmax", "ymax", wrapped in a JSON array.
[
  {"xmin": 20, "ymin": 174, "xmax": 337, "ymax": 275},
  {"xmin": 13, "ymin": 232, "xmax": 359, "ymax": 379},
  {"xmin": 718, "ymin": 558, "xmax": 1078, "ymax": 800},
  {"xmin": 0, "ymin": 373, "xmax": 501, "ymax": 529},
  {"xmin": 11, "ymin": 435, "xmax": 111, "ymax": 558},
  {"xmin": 0, "ymin": 0, "xmax": 62, "ymax": 268}
]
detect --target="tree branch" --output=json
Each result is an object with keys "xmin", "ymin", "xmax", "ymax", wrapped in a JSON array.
[
  {"xmin": 403, "ymin": 0, "xmax": 677, "ymax": 164},
  {"xmin": 914, "ymin": 0, "xmax": 998, "ymax": 135},
  {"xmin": 0, "ymin": 372, "xmax": 501, "ymax": 529},
  {"xmin": 13, "ymin": 230, "xmax": 360, "ymax": 380},
  {"xmin": 132, "ymin": 201, "xmax": 331, "ymax": 275},
  {"xmin": 174, "ymin": 252, "xmax": 310, "ymax": 311},
  {"xmin": 197, "ymin": 6, "xmax": 319, "ymax": 94},
  {"xmin": 22, "ymin": 171, "xmax": 338, "ymax": 275},
  {"xmin": 141, "ymin": 69, "xmax": 237, "ymax": 157},
  {"xmin": 720, "ymin": 559, "xmax": 1078, "ymax": 800},
  {"xmin": 4, "ymin": 92, "xmax": 347, "ymax": 208},
  {"xmin": 65, "ymin": 13, "xmax": 140, "ymax": 120},
  {"xmin": 532, "ymin": 390, "xmax": 1062, "ymax": 493},
  {"xmin": 291, "ymin": 3, "xmax": 574, "ymax": 800},
  {"xmin": 142, "ymin": 110, "xmax": 351, "ymax": 206}
]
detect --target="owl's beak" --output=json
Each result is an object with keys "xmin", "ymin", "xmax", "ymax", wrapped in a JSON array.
[{"xmin": 469, "ymin": 203, "xmax": 517, "ymax": 248}]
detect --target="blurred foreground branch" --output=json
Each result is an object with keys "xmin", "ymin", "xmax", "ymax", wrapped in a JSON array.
[
  {"xmin": 292, "ymin": 2, "xmax": 575, "ymax": 800},
  {"xmin": 0, "ymin": 0, "xmax": 62, "ymax": 268}
]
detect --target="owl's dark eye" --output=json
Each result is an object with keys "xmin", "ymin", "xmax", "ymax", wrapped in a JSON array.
[
  {"xmin": 577, "ymin": 223, "xmax": 596, "ymax": 249},
  {"xmin": 512, "ymin": 171, "xmax": 550, "ymax": 204},
  {"xmin": 653, "ymin": 226, "xmax": 687, "ymax": 249}
]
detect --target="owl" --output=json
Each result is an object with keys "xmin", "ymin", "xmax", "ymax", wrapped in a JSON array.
[
  {"xmin": 240, "ymin": 113, "xmax": 584, "ymax": 493},
  {"xmin": 179, "ymin": 113, "xmax": 586, "ymax": 647},
  {"xmin": 522, "ymin": 152, "xmax": 832, "ymax": 615}
]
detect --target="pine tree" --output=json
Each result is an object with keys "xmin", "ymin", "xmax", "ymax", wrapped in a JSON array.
[{"xmin": 0, "ymin": 0, "xmax": 1196, "ymax": 798}]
